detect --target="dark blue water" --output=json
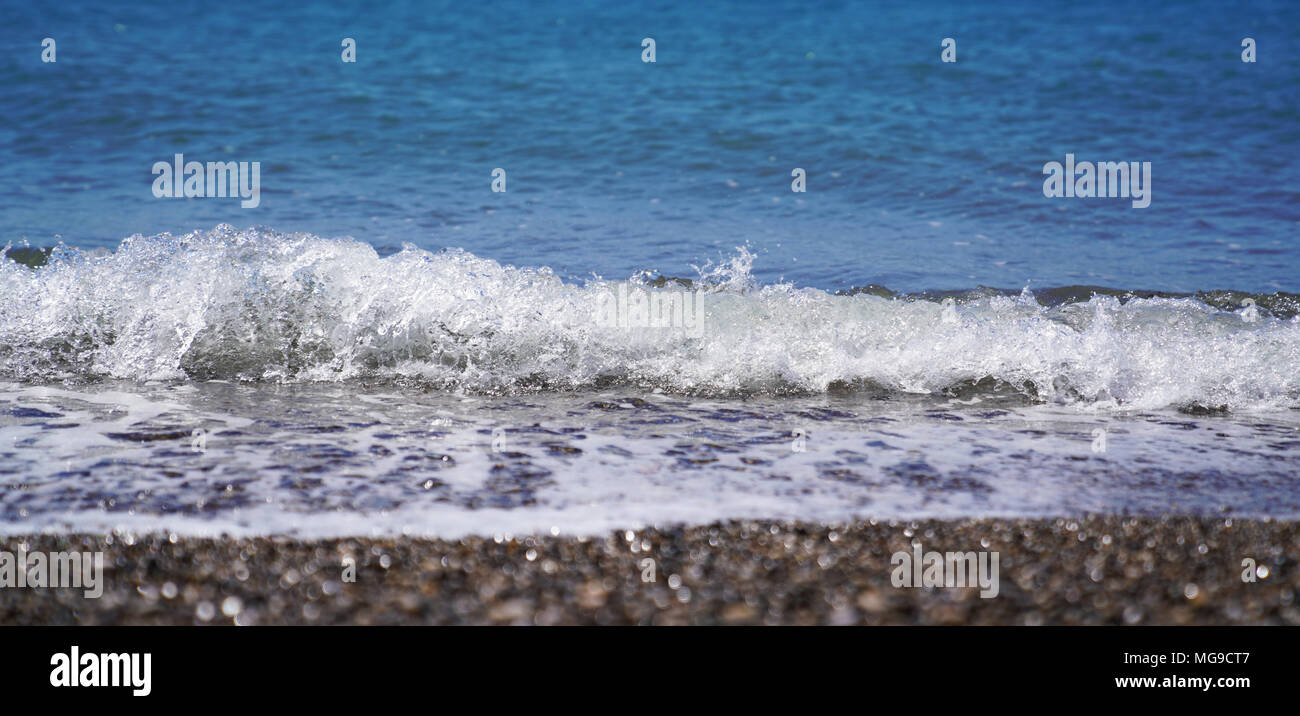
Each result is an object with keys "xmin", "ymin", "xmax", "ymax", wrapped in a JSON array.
[{"xmin": 5, "ymin": 0, "xmax": 1298, "ymax": 293}]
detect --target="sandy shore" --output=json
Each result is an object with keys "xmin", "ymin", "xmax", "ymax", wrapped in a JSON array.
[{"xmin": 2, "ymin": 515, "xmax": 1296, "ymax": 625}]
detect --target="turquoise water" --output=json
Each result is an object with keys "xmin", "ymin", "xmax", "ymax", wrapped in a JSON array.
[{"xmin": 5, "ymin": 0, "xmax": 1298, "ymax": 292}]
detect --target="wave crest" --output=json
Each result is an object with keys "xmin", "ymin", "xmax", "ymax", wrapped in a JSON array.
[{"xmin": 3, "ymin": 225, "xmax": 1298, "ymax": 411}]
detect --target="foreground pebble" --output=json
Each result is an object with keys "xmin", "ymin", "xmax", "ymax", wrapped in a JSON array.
[{"xmin": 2, "ymin": 516, "xmax": 1296, "ymax": 625}]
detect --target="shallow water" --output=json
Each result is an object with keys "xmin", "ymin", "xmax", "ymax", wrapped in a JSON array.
[
  {"xmin": 3, "ymin": 227, "xmax": 1300, "ymax": 536},
  {"xmin": 3, "ymin": 380, "xmax": 1299, "ymax": 538}
]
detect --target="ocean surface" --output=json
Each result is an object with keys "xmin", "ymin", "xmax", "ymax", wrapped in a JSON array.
[{"xmin": 2, "ymin": 1, "xmax": 1298, "ymax": 537}]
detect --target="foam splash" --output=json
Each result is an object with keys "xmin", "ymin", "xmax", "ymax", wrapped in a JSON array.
[
  {"xmin": 2, "ymin": 225, "xmax": 1298, "ymax": 411},
  {"xmin": 3, "ymin": 382, "xmax": 1300, "ymax": 538}
]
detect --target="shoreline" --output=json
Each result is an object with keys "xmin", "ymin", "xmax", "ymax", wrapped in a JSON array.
[{"xmin": 2, "ymin": 515, "xmax": 1296, "ymax": 625}]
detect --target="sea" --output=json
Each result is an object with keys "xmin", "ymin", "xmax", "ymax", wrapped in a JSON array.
[{"xmin": 2, "ymin": 0, "xmax": 1298, "ymax": 538}]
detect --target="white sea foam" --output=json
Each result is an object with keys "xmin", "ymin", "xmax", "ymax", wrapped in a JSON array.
[
  {"xmin": 2, "ymin": 225, "xmax": 1298, "ymax": 412},
  {"xmin": 2, "ymin": 382, "xmax": 1298, "ymax": 538}
]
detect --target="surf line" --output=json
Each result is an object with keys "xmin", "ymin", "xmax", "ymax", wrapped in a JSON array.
[
  {"xmin": 1042, "ymin": 154, "xmax": 1151, "ymax": 208},
  {"xmin": 152, "ymin": 153, "xmax": 260, "ymax": 208}
]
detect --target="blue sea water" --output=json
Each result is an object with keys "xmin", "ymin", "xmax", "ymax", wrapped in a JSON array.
[
  {"xmin": 4, "ymin": 0, "xmax": 1298, "ymax": 292},
  {"xmin": 3, "ymin": 1, "xmax": 1300, "ymax": 538}
]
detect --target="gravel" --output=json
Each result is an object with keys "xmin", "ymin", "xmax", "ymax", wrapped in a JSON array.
[{"xmin": 2, "ymin": 515, "xmax": 1296, "ymax": 625}]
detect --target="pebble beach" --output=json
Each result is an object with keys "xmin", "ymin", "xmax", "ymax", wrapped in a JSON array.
[{"xmin": 4, "ymin": 516, "xmax": 1295, "ymax": 626}]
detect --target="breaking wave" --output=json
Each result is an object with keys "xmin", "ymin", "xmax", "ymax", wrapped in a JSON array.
[{"xmin": 3, "ymin": 225, "xmax": 1299, "ymax": 411}]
